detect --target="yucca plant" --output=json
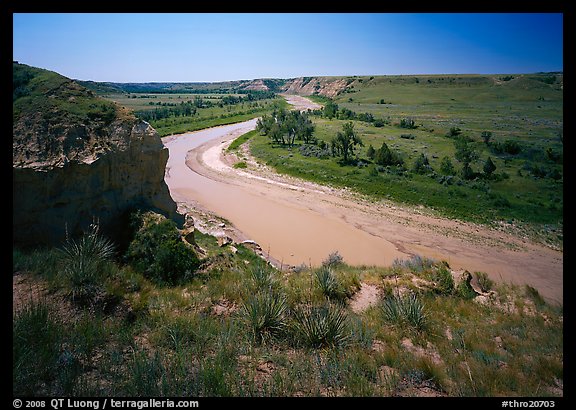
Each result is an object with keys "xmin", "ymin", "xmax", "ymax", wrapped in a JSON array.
[
  {"xmin": 249, "ymin": 262, "xmax": 278, "ymax": 291},
  {"xmin": 243, "ymin": 290, "xmax": 288, "ymax": 344},
  {"xmin": 315, "ymin": 266, "xmax": 341, "ymax": 300},
  {"xmin": 292, "ymin": 303, "xmax": 350, "ymax": 348},
  {"xmin": 381, "ymin": 292, "xmax": 427, "ymax": 332},
  {"xmin": 58, "ymin": 223, "xmax": 115, "ymax": 303}
]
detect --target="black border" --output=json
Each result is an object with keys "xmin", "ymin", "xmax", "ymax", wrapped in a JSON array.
[{"xmin": 6, "ymin": 1, "xmax": 571, "ymax": 406}]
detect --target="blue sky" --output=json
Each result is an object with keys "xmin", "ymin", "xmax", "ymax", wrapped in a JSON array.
[{"xmin": 12, "ymin": 13, "xmax": 563, "ymax": 82}]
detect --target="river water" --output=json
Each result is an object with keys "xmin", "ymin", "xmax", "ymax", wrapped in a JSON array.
[{"xmin": 161, "ymin": 118, "xmax": 407, "ymax": 268}]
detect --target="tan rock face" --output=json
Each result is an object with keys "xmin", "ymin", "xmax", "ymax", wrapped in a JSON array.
[
  {"xmin": 281, "ymin": 77, "xmax": 350, "ymax": 98},
  {"xmin": 13, "ymin": 117, "xmax": 177, "ymax": 246}
]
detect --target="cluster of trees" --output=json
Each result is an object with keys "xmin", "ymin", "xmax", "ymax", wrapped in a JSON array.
[
  {"xmin": 256, "ymin": 108, "xmax": 315, "ymax": 147},
  {"xmin": 264, "ymin": 108, "xmax": 560, "ymax": 186},
  {"xmin": 220, "ymin": 91, "xmax": 275, "ymax": 105},
  {"xmin": 319, "ymin": 100, "xmax": 388, "ymax": 127},
  {"xmin": 136, "ymin": 91, "xmax": 275, "ymax": 122},
  {"xmin": 136, "ymin": 101, "xmax": 197, "ymax": 122}
]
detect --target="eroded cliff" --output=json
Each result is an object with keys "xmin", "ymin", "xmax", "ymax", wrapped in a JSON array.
[{"xmin": 13, "ymin": 63, "xmax": 177, "ymax": 246}]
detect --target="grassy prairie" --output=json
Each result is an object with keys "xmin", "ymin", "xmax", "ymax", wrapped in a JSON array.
[
  {"xmin": 248, "ymin": 74, "xmax": 563, "ymax": 246},
  {"xmin": 13, "ymin": 221, "xmax": 563, "ymax": 397}
]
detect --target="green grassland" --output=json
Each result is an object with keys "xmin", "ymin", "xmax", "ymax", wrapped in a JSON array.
[
  {"xmin": 248, "ymin": 74, "xmax": 563, "ymax": 247},
  {"xmin": 13, "ymin": 63, "xmax": 124, "ymax": 125},
  {"xmin": 13, "ymin": 216, "xmax": 563, "ymax": 397}
]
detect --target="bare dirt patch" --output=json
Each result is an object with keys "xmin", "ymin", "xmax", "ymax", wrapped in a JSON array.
[{"xmin": 349, "ymin": 283, "xmax": 381, "ymax": 313}]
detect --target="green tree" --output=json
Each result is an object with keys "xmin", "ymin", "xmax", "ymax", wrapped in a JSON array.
[
  {"xmin": 440, "ymin": 156, "xmax": 456, "ymax": 175},
  {"xmin": 413, "ymin": 153, "xmax": 432, "ymax": 174},
  {"xmin": 374, "ymin": 141, "xmax": 403, "ymax": 167},
  {"xmin": 324, "ymin": 101, "xmax": 338, "ymax": 120},
  {"xmin": 374, "ymin": 142, "xmax": 392, "ymax": 166},
  {"xmin": 483, "ymin": 156, "xmax": 497, "ymax": 176},
  {"xmin": 461, "ymin": 162, "xmax": 475, "ymax": 180},
  {"xmin": 293, "ymin": 111, "xmax": 316, "ymax": 144},
  {"xmin": 454, "ymin": 139, "xmax": 478, "ymax": 165},
  {"xmin": 330, "ymin": 121, "xmax": 363, "ymax": 163},
  {"xmin": 366, "ymin": 144, "xmax": 376, "ymax": 160},
  {"xmin": 481, "ymin": 131, "xmax": 493, "ymax": 145}
]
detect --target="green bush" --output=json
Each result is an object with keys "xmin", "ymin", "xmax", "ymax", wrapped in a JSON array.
[
  {"xmin": 126, "ymin": 212, "xmax": 200, "ymax": 286},
  {"xmin": 456, "ymin": 272, "xmax": 477, "ymax": 300},
  {"xmin": 475, "ymin": 271, "xmax": 493, "ymax": 293},
  {"xmin": 434, "ymin": 265, "xmax": 455, "ymax": 295},
  {"xmin": 315, "ymin": 266, "xmax": 340, "ymax": 300}
]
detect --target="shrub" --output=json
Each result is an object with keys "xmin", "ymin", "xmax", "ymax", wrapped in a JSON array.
[
  {"xmin": 373, "ymin": 119, "xmax": 386, "ymax": 127},
  {"xmin": 392, "ymin": 255, "xmax": 435, "ymax": 273},
  {"xmin": 399, "ymin": 118, "xmax": 417, "ymax": 129},
  {"xmin": 446, "ymin": 127, "xmax": 462, "ymax": 138},
  {"xmin": 456, "ymin": 271, "xmax": 477, "ymax": 300},
  {"xmin": 292, "ymin": 303, "xmax": 350, "ymax": 348},
  {"xmin": 490, "ymin": 139, "xmax": 522, "ymax": 155},
  {"xmin": 126, "ymin": 212, "xmax": 200, "ymax": 286},
  {"xmin": 13, "ymin": 299, "xmax": 62, "ymax": 395},
  {"xmin": 243, "ymin": 290, "xmax": 288, "ymax": 344},
  {"xmin": 366, "ymin": 144, "xmax": 376, "ymax": 159},
  {"xmin": 299, "ymin": 144, "xmax": 331, "ymax": 158},
  {"xmin": 525, "ymin": 285, "xmax": 545, "ymax": 306},
  {"xmin": 440, "ymin": 156, "xmax": 456, "ymax": 176},
  {"xmin": 434, "ymin": 265, "xmax": 455, "ymax": 295},
  {"xmin": 322, "ymin": 251, "xmax": 344, "ymax": 268},
  {"xmin": 413, "ymin": 153, "xmax": 433, "ymax": 175},
  {"xmin": 475, "ymin": 272, "xmax": 493, "ymax": 293}
]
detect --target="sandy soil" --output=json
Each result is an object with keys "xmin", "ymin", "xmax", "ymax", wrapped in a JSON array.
[{"xmin": 163, "ymin": 96, "xmax": 563, "ymax": 304}]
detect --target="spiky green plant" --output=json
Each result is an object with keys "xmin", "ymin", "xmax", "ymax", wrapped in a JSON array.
[
  {"xmin": 58, "ymin": 224, "xmax": 115, "ymax": 303},
  {"xmin": 249, "ymin": 262, "xmax": 278, "ymax": 291},
  {"xmin": 292, "ymin": 303, "xmax": 350, "ymax": 348},
  {"xmin": 381, "ymin": 292, "xmax": 427, "ymax": 332},
  {"xmin": 243, "ymin": 290, "xmax": 288, "ymax": 344},
  {"xmin": 315, "ymin": 266, "xmax": 341, "ymax": 300}
]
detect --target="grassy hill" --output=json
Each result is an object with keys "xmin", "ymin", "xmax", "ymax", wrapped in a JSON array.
[
  {"xmin": 247, "ymin": 73, "xmax": 563, "ymax": 246},
  {"xmin": 13, "ymin": 62, "xmax": 128, "ymax": 127}
]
